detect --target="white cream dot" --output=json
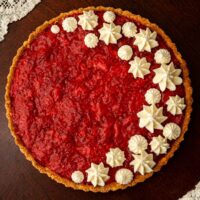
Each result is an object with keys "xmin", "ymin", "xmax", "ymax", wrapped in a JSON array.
[
  {"xmin": 71, "ymin": 171, "xmax": 84, "ymax": 183},
  {"xmin": 84, "ymin": 33, "xmax": 99, "ymax": 48},
  {"xmin": 122, "ymin": 22, "xmax": 137, "ymax": 38},
  {"xmin": 118, "ymin": 45, "xmax": 133, "ymax": 61},
  {"xmin": 115, "ymin": 168, "xmax": 133, "ymax": 184},
  {"xmin": 103, "ymin": 11, "xmax": 116, "ymax": 23},
  {"xmin": 154, "ymin": 49, "xmax": 171, "ymax": 64},
  {"xmin": 51, "ymin": 25, "xmax": 60, "ymax": 34},
  {"xmin": 62, "ymin": 17, "xmax": 77, "ymax": 32}
]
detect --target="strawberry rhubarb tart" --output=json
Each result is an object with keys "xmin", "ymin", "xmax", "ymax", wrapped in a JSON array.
[{"xmin": 5, "ymin": 7, "xmax": 192, "ymax": 192}]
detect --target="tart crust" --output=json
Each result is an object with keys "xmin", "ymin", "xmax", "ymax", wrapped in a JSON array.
[{"xmin": 5, "ymin": 6, "xmax": 193, "ymax": 192}]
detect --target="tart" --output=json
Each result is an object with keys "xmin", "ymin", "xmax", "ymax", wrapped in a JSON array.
[{"xmin": 5, "ymin": 6, "xmax": 192, "ymax": 192}]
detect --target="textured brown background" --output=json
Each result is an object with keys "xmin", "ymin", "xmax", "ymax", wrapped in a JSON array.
[{"xmin": 0, "ymin": 0, "xmax": 200, "ymax": 200}]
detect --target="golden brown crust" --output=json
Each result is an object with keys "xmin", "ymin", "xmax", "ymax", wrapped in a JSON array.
[{"xmin": 5, "ymin": 6, "xmax": 193, "ymax": 192}]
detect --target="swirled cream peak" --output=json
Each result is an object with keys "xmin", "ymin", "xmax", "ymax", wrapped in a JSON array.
[
  {"xmin": 98, "ymin": 23, "xmax": 122, "ymax": 45},
  {"xmin": 137, "ymin": 104, "xmax": 167, "ymax": 133},
  {"xmin": 145, "ymin": 88, "xmax": 161, "ymax": 105},
  {"xmin": 166, "ymin": 95, "xmax": 186, "ymax": 115},
  {"xmin": 78, "ymin": 10, "xmax": 98, "ymax": 30},
  {"xmin": 103, "ymin": 11, "xmax": 116, "ymax": 23},
  {"xmin": 62, "ymin": 17, "xmax": 77, "ymax": 32},
  {"xmin": 128, "ymin": 135, "xmax": 148, "ymax": 154},
  {"xmin": 153, "ymin": 62, "xmax": 183, "ymax": 91},
  {"xmin": 115, "ymin": 168, "xmax": 133, "ymax": 184},
  {"xmin": 154, "ymin": 49, "xmax": 171, "ymax": 64},
  {"xmin": 106, "ymin": 147, "xmax": 125, "ymax": 167},
  {"xmin": 122, "ymin": 22, "xmax": 137, "ymax": 38},
  {"xmin": 134, "ymin": 28, "xmax": 158, "ymax": 52},
  {"xmin": 118, "ymin": 45, "xmax": 133, "ymax": 61},
  {"xmin": 128, "ymin": 56, "xmax": 151, "ymax": 79},
  {"xmin": 86, "ymin": 162, "xmax": 109, "ymax": 187},
  {"xmin": 130, "ymin": 151, "xmax": 156, "ymax": 175},
  {"xmin": 71, "ymin": 171, "xmax": 84, "ymax": 183},
  {"xmin": 84, "ymin": 33, "xmax": 99, "ymax": 48},
  {"xmin": 150, "ymin": 135, "xmax": 169, "ymax": 155},
  {"xmin": 163, "ymin": 123, "xmax": 181, "ymax": 140}
]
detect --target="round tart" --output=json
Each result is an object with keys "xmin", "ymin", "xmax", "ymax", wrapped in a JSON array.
[{"xmin": 5, "ymin": 6, "xmax": 192, "ymax": 192}]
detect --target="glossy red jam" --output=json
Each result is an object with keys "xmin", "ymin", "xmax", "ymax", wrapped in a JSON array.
[{"xmin": 9, "ymin": 11, "xmax": 185, "ymax": 184}]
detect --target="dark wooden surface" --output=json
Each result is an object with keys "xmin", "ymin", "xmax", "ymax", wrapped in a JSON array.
[{"xmin": 0, "ymin": 0, "xmax": 200, "ymax": 199}]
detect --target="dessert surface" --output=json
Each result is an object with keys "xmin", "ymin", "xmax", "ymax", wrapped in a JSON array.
[{"xmin": 5, "ymin": 7, "xmax": 192, "ymax": 192}]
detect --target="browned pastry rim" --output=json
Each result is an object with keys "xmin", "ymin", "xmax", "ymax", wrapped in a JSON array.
[{"xmin": 5, "ymin": 6, "xmax": 193, "ymax": 192}]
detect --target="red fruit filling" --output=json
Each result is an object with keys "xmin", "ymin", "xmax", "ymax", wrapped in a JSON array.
[{"xmin": 9, "ymin": 11, "xmax": 185, "ymax": 184}]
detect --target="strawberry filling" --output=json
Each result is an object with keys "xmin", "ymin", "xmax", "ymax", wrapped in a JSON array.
[{"xmin": 9, "ymin": 11, "xmax": 185, "ymax": 184}]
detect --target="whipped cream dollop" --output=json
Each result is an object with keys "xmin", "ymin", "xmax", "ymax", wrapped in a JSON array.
[
  {"xmin": 122, "ymin": 22, "xmax": 137, "ymax": 38},
  {"xmin": 118, "ymin": 45, "xmax": 133, "ymax": 61},
  {"xmin": 62, "ymin": 17, "xmax": 77, "ymax": 32},
  {"xmin": 137, "ymin": 104, "xmax": 167, "ymax": 133},
  {"xmin": 86, "ymin": 162, "xmax": 110, "ymax": 187},
  {"xmin": 128, "ymin": 56, "xmax": 151, "ymax": 79},
  {"xmin": 145, "ymin": 88, "xmax": 161, "ymax": 105},
  {"xmin": 128, "ymin": 135, "xmax": 148, "ymax": 154},
  {"xmin": 51, "ymin": 25, "xmax": 60, "ymax": 34},
  {"xmin": 153, "ymin": 62, "xmax": 183, "ymax": 91},
  {"xmin": 115, "ymin": 168, "xmax": 133, "ymax": 184},
  {"xmin": 106, "ymin": 147, "xmax": 125, "ymax": 167},
  {"xmin": 84, "ymin": 33, "xmax": 99, "ymax": 48},
  {"xmin": 98, "ymin": 23, "xmax": 122, "ymax": 45},
  {"xmin": 71, "ymin": 171, "xmax": 84, "ymax": 183},
  {"xmin": 103, "ymin": 11, "xmax": 116, "ymax": 23},
  {"xmin": 166, "ymin": 95, "xmax": 186, "ymax": 115},
  {"xmin": 78, "ymin": 10, "xmax": 98, "ymax": 30},
  {"xmin": 163, "ymin": 123, "xmax": 181, "ymax": 140},
  {"xmin": 150, "ymin": 135, "xmax": 169, "ymax": 155},
  {"xmin": 130, "ymin": 151, "xmax": 156, "ymax": 175},
  {"xmin": 134, "ymin": 28, "xmax": 158, "ymax": 52},
  {"xmin": 154, "ymin": 49, "xmax": 171, "ymax": 64}
]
